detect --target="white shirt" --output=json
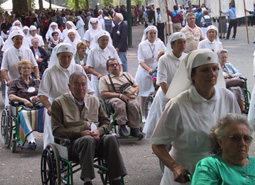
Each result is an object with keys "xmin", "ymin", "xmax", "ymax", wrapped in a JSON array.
[
  {"xmin": 1, "ymin": 46, "xmax": 38, "ymax": 80},
  {"xmin": 29, "ymin": 34, "xmax": 44, "ymax": 47},
  {"xmin": 151, "ymin": 86, "xmax": 240, "ymax": 185},
  {"xmin": 83, "ymin": 29, "xmax": 101, "ymax": 45},
  {"xmin": 86, "ymin": 45, "xmax": 122, "ymax": 76},
  {"xmin": 38, "ymin": 62, "xmax": 94, "ymax": 100},
  {"xmin": 197, "ymin": 39, "xmax": 223, "ymax": 53},
  {"xmin": 157, "ymin": 52, "xmax": 187, "ymax": 85}
]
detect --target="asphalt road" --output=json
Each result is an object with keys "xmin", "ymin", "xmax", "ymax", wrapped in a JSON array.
[{"xmin": 1, "ymin": 23, "xmax": 255, "ymax": 185}]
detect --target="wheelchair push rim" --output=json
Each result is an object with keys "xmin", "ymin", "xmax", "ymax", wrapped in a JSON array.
[
  {"xmin": 41, "ymin": 144, "xmax": 61, "ymax": 185},
  {"xmin": 1, "ymin": 107, "xmax": 12, "ymax": 148}
]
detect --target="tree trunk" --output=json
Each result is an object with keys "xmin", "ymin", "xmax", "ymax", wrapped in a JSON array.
[
  {"xmin": 39, "ymin": 0, "xmax": 43, "ymax": 10},
  {"xmin": 75, "ymin": 0, "xmax": 79, "ymax": 10},
  {"xmin": 86, "ymin": 0, "xmax": 89, "ymax": 9},
  {"xmin": 27, "ymin": 0, "xmax": 32, "ymax": 11},
  {"xmin": 12, "ymin": 0, "xmax": 28, "ymax": 14},
  {"xmin": 49, "ymin": 0, "xmax": 52, "ymax": 9}
]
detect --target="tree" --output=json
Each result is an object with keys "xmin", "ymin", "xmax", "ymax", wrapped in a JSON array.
[
  {"xmin": 102, "ymin": 0, "xmax": 114, "ymax": 8},
  {"xmin": 12, "ymin": 0, "xmax": 28, "ymax": 14},
  {"xmin": 66, "ymin": 0, "xmax": 91, "ymax": 9},
  {"xmin": 75, "ymin": 0, "xmax": 79, "ymax": 9},
  {"xmin": 39, "ymin": 0, "xmax": 43, "ymax": 10}
]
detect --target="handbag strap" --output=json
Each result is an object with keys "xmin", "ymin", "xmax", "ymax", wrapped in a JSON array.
[
  {"xmin": 108, "ymin": 74, "xmax": 116, "ymax": 92},
  {"xmin": 122, "ymin": 73, "xmax": 133, "ymax": 86}
]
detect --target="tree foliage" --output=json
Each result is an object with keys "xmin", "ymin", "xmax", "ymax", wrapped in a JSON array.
[
  {"xmin": 101, "ymin": 0, "xmax": 114, "ymax": 8},
  {"xmin": 131, "ymin": 0, "xmax": 143, "ymax": 6},
  {"xmin": 65, "ymin": 0, "xmax": 91, "ymax": 9}
]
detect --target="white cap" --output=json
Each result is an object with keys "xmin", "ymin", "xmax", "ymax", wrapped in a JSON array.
[
  {"xmin": 166, "ymin": 32, "xmax": 186, "ymax": 54},
  {"xmin": 10, "ymin": 29, "xmax": 24, "ymax": 39},
  {"xmin": 29, "ymin": 25, "xmax": 37, "ymax": 31},
  {"xmin": 23, "ymin": 26, "xmax": 29, "ymax": 31},
  {"xmin": 56, "ymin": 43, "xmax": 74, "ymax": 54}
]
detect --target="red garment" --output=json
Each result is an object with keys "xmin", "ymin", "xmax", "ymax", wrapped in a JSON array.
[{"xmin": 167, "ymin": 10, "xmax": 183, "ymax": 23}]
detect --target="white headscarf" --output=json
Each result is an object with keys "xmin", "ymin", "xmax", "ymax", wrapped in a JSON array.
[
  {"xmin": 206, "ymin": 25, "xmax": 221, "ymax": 43},
  {"xmin": 63, "ymin": 29, "xmax": 81, "ymax": 51},
  {"xmin": 166, "ymin": 49, "xmax": 225, "ymax": 99},
  {"xmin": 166, "ymin": 32, "xmax": 186, "ymax": 55},
  {"xmin": 90, "ymin": 30, "xmax": 113, "ymax": 50},
  {"xmin": 10, "ymin": 20, "xmax": 23, "ymax": 32},
  {"xmin": 87, "ymin": 18, "xmax": 101, "ymax": 38},
  {"xmin": 63, "ymin": 21, "xmax": 79, "ymax": 40},
  {"xmin": 22, "ymin": 26, "xmax": 29, "ymax": 37},
  {"xmin": 48, "ymin": 43, "xmax": 75, "ymax": 68},
  {"xmin": 77, "ymin": 16, "xmax": 85, "ymax": 26},
  {"xmin": 2, "ymin": 27, "xmax": 30, "ymax": 51},
  {"xmin": 46, "ymin": 22, "xmax": 59, "ymax": 38},
  {"xmin": 141, "ymin": 25, "xmax": 158, "ymax": 42}
]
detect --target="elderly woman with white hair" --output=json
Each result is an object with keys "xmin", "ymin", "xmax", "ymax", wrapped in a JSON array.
[
  {"xmin": 28, "ymin": 25, "xmax": 44, "ymax": 48},
  {"xmin": 135, "ymin": 25, "xmax": 165, "ymax": 120},
  {"xmin": 63, "ymin": 29, "xmax": 81, "ymax": 52},
  {"xmin": 45, "ymin": 22, "xmax": 63, "ymax": 43},
  {"xmin": 87, "ymin": 30, "xmax": 121, "ymax": 98},
  {"xmin": 197, "ymin": 25, "xmax": 223, "ymax": 53},
  {"xmin": 143, "ymin": 32, "xmax": 186, "ymax": 140},
  {"xmin": 38, "ymin": 43, "xmax": 94, "ymax": 148},
  {"xmin": 151, "ymin": 49, "xmax": 241, "ymax": 185},
  {"xmin": 83, "ymin": 18, "xmax": 102, "ymax": 49}
]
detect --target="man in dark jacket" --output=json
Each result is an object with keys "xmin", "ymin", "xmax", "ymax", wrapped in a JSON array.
[
  {"xmin": 111, "ymin": 13, "xmax": 128, "ymax": 72},
  {"xmin": 30, "ymin": 37, "xmax": 49, "ymax": 77}
]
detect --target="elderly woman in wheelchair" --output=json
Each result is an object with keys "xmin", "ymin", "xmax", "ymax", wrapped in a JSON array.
[{"xmin": 7, "ymin": 59, "xmax": 41, "ymax": 150}]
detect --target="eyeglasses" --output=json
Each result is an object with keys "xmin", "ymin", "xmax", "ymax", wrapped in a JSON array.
[
  {"xmin": 21, "ymin": 67, "xmax": 31, "ymax": 70},
  {"xmin": 225, "ymin": 134, "xmax": 253, "ymax": 144},
  {"xmin": 108, "ymin": 63, "xmax": 119, "ymax": 67}
]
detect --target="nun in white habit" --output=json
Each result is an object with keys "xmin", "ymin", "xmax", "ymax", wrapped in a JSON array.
[
  {"xmin": 63, "ymin": 29, "xmax": 81, "ymax": 52},
  {"xmin": 10, "ymin": 20, "xmax": 23, "ymax": 33},
  {"xmin": 197, "ymin": 25, "xmax": 223, "ymax": 53},
  {"xmin": 45, "ymin": 22, "xmax": 63, "ymax": 42},
  {"xmin": 76, "ymin": 16, "xmax": 85, "ymax": 39},
  {"xmin": 143, "ymin": 32, "xmax": 187, "ymax": 140},
  {"xmin": 83, "ymin": 18, "xmax": 102, "ymax": 49},
  {"xmin": 28, "ymin": 25, "xmax": 44, "ymax": 48},
  {"xmin": 62, "ymin": 21, "xmax": 79, "ymax": 41},
  {"xmin": 38, "ymin": 43, "xmax": 94, "ymax": 148},
  {"xmin": 134, "ymin": 25, "xmax": 165, "ymax": 118},
  {"xmin": 87, "ymin": 30, "xmax": 121, "ymax": 98},
  {"xmin": 151, "ymin": 49, "xmax": 240, "ymax": 185}
]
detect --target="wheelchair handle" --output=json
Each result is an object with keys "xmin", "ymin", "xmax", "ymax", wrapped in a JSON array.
[{"xmin": 184, "ymin": 171, "xmax": 192, "ymax": 182}]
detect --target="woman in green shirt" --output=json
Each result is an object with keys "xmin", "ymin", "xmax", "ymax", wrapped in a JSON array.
[{"xmin": 192, "ymin": 114, "xmax": 255, "ymax": 185}]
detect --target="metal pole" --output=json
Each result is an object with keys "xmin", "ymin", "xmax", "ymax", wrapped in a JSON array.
[
  {"xmin": 243, "ymin": 0, "xmax": 250, "ymax": 44},
  {"xmin": 127, "ymin": 0, "xmax": 132, "ymax": 46}
]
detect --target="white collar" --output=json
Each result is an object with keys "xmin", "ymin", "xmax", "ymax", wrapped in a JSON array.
[
  {"xmin": 69, "ymin": 91, "xmax": 85, "ymax": 106},
  {"xmin": 189, "ymin": 85, "xmax": 218, "ymax": 104}
]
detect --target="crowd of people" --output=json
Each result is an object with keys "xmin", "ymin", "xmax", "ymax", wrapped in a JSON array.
[{"xmin": 0, "ymin": 1, "xmax": 255, "ymax": 185}]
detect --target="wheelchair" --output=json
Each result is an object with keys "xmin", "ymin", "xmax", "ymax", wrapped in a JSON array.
[
  {"xmin": 1, "ymin": 101, "xmax": 45, "ymax": 153},
  {"xmin": 240, "ymin": 77, "xmax": 251, "ymax": 113},
  {"xmin": 41, "ymin": 137, "xmax": 124, "ymax": 185},
  {"xmin": 100, "ymin": 99, "xmax": 143, "ymax": 140},
  {"xmin": 144, "ymin": 91, "xmax": 156, "ymax": 119}
]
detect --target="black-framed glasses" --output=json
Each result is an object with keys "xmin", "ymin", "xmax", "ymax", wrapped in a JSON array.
[{"xmin": 225, "ymin": 134, "xmax": 253, "ymax": 144}]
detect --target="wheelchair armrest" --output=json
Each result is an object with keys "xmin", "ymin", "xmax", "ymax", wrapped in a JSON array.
[
  {"xmin": 239, "ymin": 76, "xmax": 247, "ymax": 81},
  {"xmin": 54, "ymin": 137, "xmax": 71, "ymax": 145},
  {"xmin": 10, "ymin": 101, "xmax": 22, "ymax": 106}
]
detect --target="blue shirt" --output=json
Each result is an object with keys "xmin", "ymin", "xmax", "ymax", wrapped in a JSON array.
[{"xmin": 222, "ymin": 8, "xmax": 236, "ymax": 20}]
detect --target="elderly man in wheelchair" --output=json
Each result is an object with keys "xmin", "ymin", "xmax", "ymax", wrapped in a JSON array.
[
  {"xmin": 99, "ymin": 58, "xmax": 143, "ymax": 138},
  {"xmin": 51, "ymin": 72, "xmax": 127, "ymax": 185},
  {"xmin": 5, "ymin": 59, "xmax": 43, "ymax": 151}
]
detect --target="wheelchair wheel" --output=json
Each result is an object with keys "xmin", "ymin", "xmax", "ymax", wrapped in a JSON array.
[
  {"xmin": 1, "ymin": 107, "xmax": 12, "ymax": 148},
  {"xmin": 145, "ymin": 92, "xmax": 156, "ymax": 119},
  {"xmin": 10, "ymin": 139, "xmax": 16, "ymax": 153},
  {"xmin": 41, "ymin": 144, "xmax": 61, "ymax": 185},
  {"xmin": 1, "ymin": 80, "xmax": 5, "ymax": 104}
]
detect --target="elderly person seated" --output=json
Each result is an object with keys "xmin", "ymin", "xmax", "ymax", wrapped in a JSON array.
[
  {"xmin": 197, "ymin": 25, "xmax": 223, "ymax": 53},
  {"xmin": 191, "ymin": 113, "xmax": 255, "ymax": 184},
  {"xmin": 218, "ymin": 49, "xmax": 245, "ymax": 112},
  {"xmin": 28, "ymin": 25, "xmax": 45, "ymax": 48},
  {"xmin": 51, "ymin": 72, "xmax": 127, "ymax": 185},
  {"xmin": 30, "ymin": 37, "xmax": 49, "ymax": 76},
  {"xmin": 8, "ymin": 60, "xmax": 41, "ymax": 150},
  {"xmin": 99, "ymin": 58, "xmax": 143, "ymax": 138}
]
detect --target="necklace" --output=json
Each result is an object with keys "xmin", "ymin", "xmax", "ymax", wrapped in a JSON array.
[{"xmin": 149, "ymin": 43, "xmax": 155, "ymax": 59}]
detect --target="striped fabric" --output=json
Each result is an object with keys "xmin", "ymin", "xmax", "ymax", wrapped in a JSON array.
[{"xmin": 19, "ymin": 107, "xmax": 46, "ymax": 145}]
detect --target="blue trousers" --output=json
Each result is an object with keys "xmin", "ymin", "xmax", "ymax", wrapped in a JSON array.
[{"xmin": 118, "ymin": 52, "xmax": 128, "ymax": 72}]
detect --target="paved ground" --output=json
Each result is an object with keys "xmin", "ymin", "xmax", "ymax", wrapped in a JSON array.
[{"xmin": 1, "ymin": 23, "xmax": 255, "ymax": 185}]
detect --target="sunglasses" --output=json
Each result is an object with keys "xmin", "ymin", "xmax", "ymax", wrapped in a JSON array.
[{"xmin": 225, "ymin": 134, "xmax": 253, "ymax": 144}]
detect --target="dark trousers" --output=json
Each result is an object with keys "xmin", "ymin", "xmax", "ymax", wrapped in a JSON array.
[
  {"xmin": 71, "ymin": 135, "xmax": 127, "ymax": 181},
  {"xmin": 226, "ymin": 19, "xmax": 237, "ymax": 39},
  {"xmin": 157, "ymin": 23, "xmax": 165, "ymax": 43}
]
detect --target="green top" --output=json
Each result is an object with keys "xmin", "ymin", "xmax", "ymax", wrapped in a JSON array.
[{"xmin": 191, "ymin": 155, "xmax": 255, "ymax": 185}]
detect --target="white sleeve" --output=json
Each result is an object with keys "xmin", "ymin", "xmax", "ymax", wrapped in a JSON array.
[
  {"xmin": 77, "ymin": 65, "xmax": 94, "ymax": 93},
  {"xmin": 137, "ymin": 43, "xmax": 145, "ymax": 64},
  {"xmin": 86, "ymin": 50, "xmax": 94, "ymax": 68},
  {"xmin": 45, "ymin": 30, "xmax": 50, "ymax": 39},
  {"xmin": 156, "ymin": 58, "xmax": 167, "ymax": 84},
  {"xmin": 58, "ymin": 30, "xmax": 63, "ymax": 40},
  {"xmin": 111, "ymin": 46, "xmax": 122, "ymax": 65},
  {"xmin": 28, "ymin": 50, "xmax": 38, "ymax": 67},
  {"xmin": 38, "ymin": 69, "xmax": 51, "ymax": 96},
  {"xmin": 39, "ymin": 36, "xmax": 44, "ymax": 46},
  {"xmin": 1, "ymin": 50, "xmax": 9, "ymax": 70},
  {"xmin": 83, "ymin": 31, "xmax": 90, "ymax": 42},
  {"xmin": 197, "ymin": 41, "xmax": 203, "ymax": 49}
]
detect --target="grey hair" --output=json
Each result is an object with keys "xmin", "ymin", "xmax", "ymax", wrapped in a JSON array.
[
  {"xmin": 217, "ymin": 49, "xmax": 228, "ymax": 57},
  {"xmin": 186, "ymin": 12, "xmax": 195, "ymax": 18},
  {"xmin": 31, "ymin": 37, "xmax": 39, "ymax": 43},
  {"xmin": 210, "ymin": 113, "xmax": 252, "ymax": 155},
  {"xmin": 69, "ymin": 72, "xmax": 87, "ymax": 84}
]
